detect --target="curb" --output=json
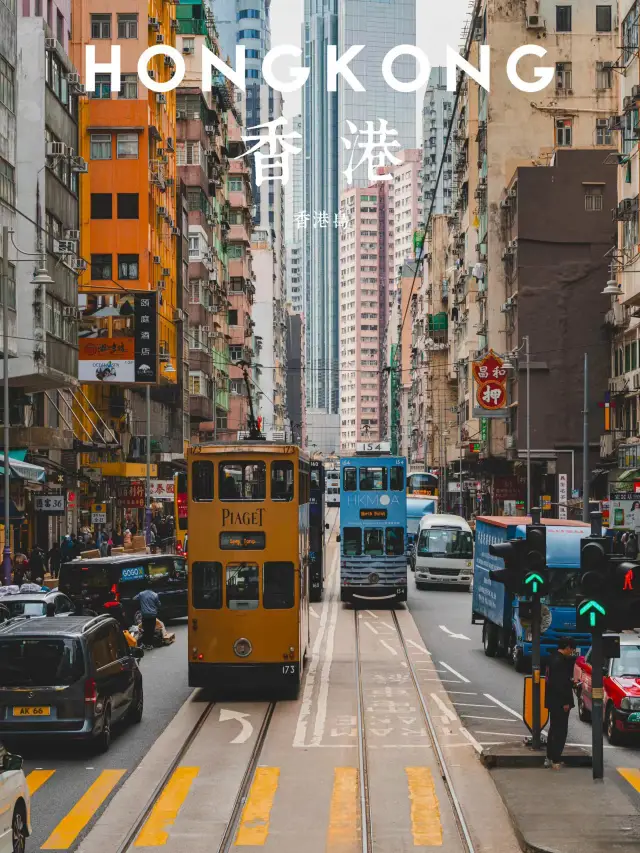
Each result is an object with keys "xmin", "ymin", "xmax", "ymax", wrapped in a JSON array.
[{"xmin": 480, "ymin": 744, "xmax": 592, "ymax": 769}]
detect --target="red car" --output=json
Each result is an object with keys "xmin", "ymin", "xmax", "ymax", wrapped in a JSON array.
[{"xmin": 574, "ymin": 635, "xmax": 640, "ymax": 745}]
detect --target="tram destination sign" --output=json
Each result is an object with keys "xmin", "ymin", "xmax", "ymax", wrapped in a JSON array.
[
  {"xmin": 220, "ymin": 532, "xmax": 266, "ymax": 550},
  {"xmin": 360, "ymin": 509, "xmax": 388, "ymax": 519}
]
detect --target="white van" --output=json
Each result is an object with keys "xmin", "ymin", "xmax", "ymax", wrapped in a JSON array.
[{"xmin": 412, "ymin": 514, "xmax": 474, "ymax": 590}]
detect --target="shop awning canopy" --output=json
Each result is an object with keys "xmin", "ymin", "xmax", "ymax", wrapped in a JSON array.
[
  {"xmin": 0, "ymin": 500, "xmax": 24, "ymax": 521},
  {"xmin": 616, "ymin": 468, "xmax": 640, "ymax": 483},
  {"xmin": 0, "ymin": 450, "xmax": 46, "ymax": 484}
]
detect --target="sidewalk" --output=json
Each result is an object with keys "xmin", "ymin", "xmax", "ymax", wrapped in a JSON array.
[{"xmin": 490, "ymin": 765, "xmax": 640, "ymax": 853}]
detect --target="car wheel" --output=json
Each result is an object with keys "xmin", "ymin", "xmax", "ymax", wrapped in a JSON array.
[
  {"xmin": 606, "ymin": 704, "xmax": 623, "ymax": 745},
  {"xmin": 577, "ymin": 690, "xmax": 591, "ymax": 723},
  {"xmin": 482, "ymin": 621, "xmax": 498, "ymax": 658},
  {"xmin": 512, "ymin": 644, "xmax": 529, "ymax": 673},
  {"xmin": 96, "ymin": 704, "xmax": 112, "ymax": 753},
  {"xmin": 12, "ymin": 805, "xmax": 26, "ymax": 853},
  {"xmin": 129, "ymin": 687, "xmax": 143, "ymax": 724}
]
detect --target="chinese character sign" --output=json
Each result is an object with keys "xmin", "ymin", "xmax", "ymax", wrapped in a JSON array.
[
  {"xmin": 472, "ymin": 350, "xmax": 509, "ymax": 419},
  {"xmin": 236, "ymin": 117, "xmax": 302, "ymax": 186},
  {"xmin": 34, "ymin": 495, "xmax": 65, "ymax": 514},
  {"xmin": 134, "ymin": 292, "xmax": 158, "ymax": 383}
]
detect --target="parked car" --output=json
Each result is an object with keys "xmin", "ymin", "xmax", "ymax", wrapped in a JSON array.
[
  {"xmin": 59, "ymin": 554, "xmax": 188, "ymax": 626},
  {"xmin": 0, "ymin": 741, "xmax": 31, "ymax": 853},
  {"xmin": 574, "ymin": 634, "xmax": 640, "ymax": 744},
  {"xmin": 0, "ymin": 590, "xmax": 75, "ymax": 620},
  {"xmin": 0, "ymin": 614, "xmax": 144, "ymax": 752}
]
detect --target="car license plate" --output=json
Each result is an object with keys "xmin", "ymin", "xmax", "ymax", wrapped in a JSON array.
[
  {"xmin": 13, "ymin": 706, "xmax": 50, "ymax": 717},
  {"xmin": 627, "ymin": 712, "xmax": 640, "ymax": 723}
]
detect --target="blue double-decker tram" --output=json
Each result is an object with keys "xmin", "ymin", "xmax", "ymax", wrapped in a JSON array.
[
  {"xmin": 309, "ymin": 460, "xmax": 325, "ymax": 602},
  {"xmin": 339, "ymin": 443, "xmax": 407, "ymax": 604}
]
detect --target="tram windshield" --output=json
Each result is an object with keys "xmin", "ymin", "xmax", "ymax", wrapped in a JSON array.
[{"xmin": 226, "ymin": 563, "xmax": 259, "ymax": 609}]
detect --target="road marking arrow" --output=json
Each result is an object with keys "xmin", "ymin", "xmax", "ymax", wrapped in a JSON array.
[
  {"xmin": 219, "ymin": 708, "xmax": 253, "ymax": 744},
  {"xmin": 439, "ymin": 624, "xmax": 471, "ymax": 641}
]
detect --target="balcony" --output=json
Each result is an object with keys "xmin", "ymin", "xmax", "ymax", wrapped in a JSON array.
[
  {"xmin": 190, "ymin": 395, "xmax": 213, "ymax": 421},
  {"xmin": 229, "ymin": 223, "xmax": 251, "ymax": 244},
  {"xmin": 188, "ymin": 348, "xmax": 213, "ymax": 374},
  {"xmin": 601, "ymin": 430, "xmax": 627, "ymax": 459}
]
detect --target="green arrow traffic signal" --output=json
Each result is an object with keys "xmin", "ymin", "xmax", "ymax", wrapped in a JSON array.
[
  {"xmin": 579, "ymin": 599, "xmax": 606, "ymax": 628},
  {"xmin": 524, "ymin": 572, "xmax": 544, "ymax": 594}
]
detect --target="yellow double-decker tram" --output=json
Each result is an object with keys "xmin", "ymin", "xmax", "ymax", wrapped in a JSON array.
[{"xmin": 187, "ymin": 442, "xmax": 310, "ymax": 697}]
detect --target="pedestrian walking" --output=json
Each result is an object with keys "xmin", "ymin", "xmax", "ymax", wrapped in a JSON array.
[
  {"xmin": 626, "ymin": 531, "xmax": 639, "ymax": 559},
  {"xmin": 545, "ymin": 638, "xmax": 577, "ymax": 769},
  {"xmin": 29, "ymin": 545, "xmax": 45, "ymax": 579},
  {"xmin": 48, "ymin": 542, "xmax": 62, "ymax": 580},
  {"xmin": 133, "ymin": 583, "xmax": 160, "ymax": 650}
]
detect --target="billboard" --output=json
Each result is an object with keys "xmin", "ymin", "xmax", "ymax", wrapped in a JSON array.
[{"xmin": 78, "ymin": 292, "xmax": 158, "ymax": 384}]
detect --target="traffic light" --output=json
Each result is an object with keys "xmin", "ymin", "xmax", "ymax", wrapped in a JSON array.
[
  {"xmin": 576, "ymin": 536, "xmax": 611, "ymax": 632},
  {"xmin": 523, "ymin": 524, "xmax": 549, "ymax": 596},
  {"xmin": 489, "ymin": 538, "xmax": 527, "ymax": 593},
  {"xmin": 607, "ymin": 559, "xmax": 640, "ymax": 631}
]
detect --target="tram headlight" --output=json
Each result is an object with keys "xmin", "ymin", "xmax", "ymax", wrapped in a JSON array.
[
  {"xmin": 368, "ymin": 572, "xmax": 380, "ymax": 584},
  {"xmin": 233, "ymin": 637, "xmax": 252, "ymax": 658}
]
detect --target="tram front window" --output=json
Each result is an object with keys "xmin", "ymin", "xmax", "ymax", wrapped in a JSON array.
[
  {"xmin": 343, "ymin": 528, "xmax": 362, "ymax": 556},
  {"xmin": 220, "ymin": 462, "xmax": 266, "ymax": 501},
  {"xmin": 385, "ymin": 527, "xmax": 405, "ymax": 555},
  {"xmin": 226, "ymin": 563, "xmax": 259, "ymax": 610},
  {"xmin": 271, "ymin": 461, "xmax": 294, "ymax": 501},
  {"xmin": 364, "ymin": 528, "xmax": 384, "ymax": 556},
  {"xmin": 192, "ymin": 561, "xmax": 222, "ymax": 609},
  {"xmin": 359, "ymin": 467, "xmax": 387, "ymax": 491},
  {"xmin": 264, "ymin": 562, "xmax": 295, "ymax": 609}
]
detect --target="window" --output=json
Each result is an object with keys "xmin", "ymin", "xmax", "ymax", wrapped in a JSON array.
[
  {"xmin": 0, "ymin": 157, "xmax": 15, "ymax": 207},
  {"xmin": 229, "ymin": 344, "xmax": 243, "ymax": 361},
  {"xmin": 386, "ymin": 528, "xmax": 405, "ymax": 556},
  {"xmin": 182, "ymin": 37, "xmax": 195, "ymax": 52},
  {"xmin": 188, "ymin": 235, "xmax": 201, "ymax": 259},
  {"xmin": 117, "ymin": 193, "xmax": 139, "ymax": 219},
  {"xmin": 555, "ymin": 62, "xmax": 572, "ymax": 91},
  {"xmin": 227, "ymin": 246, "xmax": 243, "ymax": 259},
  {"xmin": 343, "ymin": 467, "xmax": 356, "ymax": 491},
  {"xmin": 90, "ymin": 133, "xmax": 111, "ymax": 159},
  {"xmin": 238, "ymin": 8, "xmax": 260, "ymax": 19},
  {"xmin": 390, "ymin": 466, "xmax": 404, "ymax": 491},
  {"xmin": 90, "ymin": 13, "xmax": 111, "ymax": 38},
  {"xmin": 91, "ymin": 73, "xmax": 111, "ymax": 99},
  {"xmin": 226, "ymin": 563, "xmax": 259, "ymax": 610},
  {"xmin": 118, "ymin": 74, "xmax": 138, "ymax": 99},
  {"xmin": 192, "ymin": 460, "xmax": 214, "ymax": 501},
  {"xmin": 57, "ymin": 9, "xmax": 63, "ymax": 42},
  {"xmin": 596, "ymin": 5, "xmax": 612, "ymax": 31},
  {"xmin": 228, "ymin": 178, "xmax": 243, "ymax": 192},
  {"xmin": 556, "ymin": 5, "xmax": 571, "ymax": 31},
  {"xmin": 271, "ymin": 461, "xmax": 294, "ymax": 501},
  {"xmin": 246, "ymin": 69, "xmax": 260, "ymax": 79},
  {"xmin": 364, "ymin": 528, "xmax": 384, "ymax": 556},
  {"xmin": 91, "ymin": 193, "xmax": 112, "ymax": 219},
  {"xmin": 343, "ymin": 528, "xmax": 362, "ymax": 556},
  {"xmin": 92, "ymin": 627, "xmax": 117, "ymax": 669},
  {"xmin": 116, "ymin": 133, "xmax": 138, "ymax": 159},
  {"xmin": 585, "ymin": 186, "xmax": 604, "ymax": 211},
  {"xmin": 192, "ymin": 561, "xmax": 222, "ymax": 609},
  {"xmin": 230, "ymin": 379, "xmax": 243, "ymax": 395},
  {"xmin": 91, "ymin": 254, "xmax": 112, "ymax": 280},
  {"xmin": 359, "ymin": 467, "xmax": 387, "ymax": 491},
  {"xmin": 228, "ymin": 309, "xmax": 238, "ymax": 325},
  {"xmin": 118, "ymin": 254, "xmax": 139, "ymax": 279},
  {"xmin": 624, "ymin": 4, "xmax": 639, "ymax": 65},
  {"xmin": 0, "ymin": 56, "xmax": 15, "ymax": 112},
  {"xmin": 595, "ymin": 61, "xmax": 612, "ymax": 90},
  {"xmin": 246, "ymin": 49, "xmax": 261, "ymax": 59},
  {"xmin": 219, "ymin": 462, "xmax": 266, "ymax": 501},
  {"xmin": 263, "ymin": 562, "xmax": 294, "ymax": 609},
  {"xmin": 555, "ymin": 118, "xmax": 572, "ymax": 147},
  {"xmin": 237, "ymin": 29, "xmax": 260, "ymax": 39},
  {"xmin": 117, "ymin": 12, "xmax": 138, "ymax": 38}
]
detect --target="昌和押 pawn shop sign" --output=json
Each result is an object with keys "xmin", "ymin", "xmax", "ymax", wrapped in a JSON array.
[{"xmin": 472, "ymin": 350, "xmax": 509, "ymax": 419}]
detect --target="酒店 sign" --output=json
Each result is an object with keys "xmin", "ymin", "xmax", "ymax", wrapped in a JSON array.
[{"xmin": 34, "ymin": 495, "xmax": 65, "ymax": 514}]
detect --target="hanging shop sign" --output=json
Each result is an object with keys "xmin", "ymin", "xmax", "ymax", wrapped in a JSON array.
[
  {"xmin": 34, "ymin": 495, "xmax": 65, "ymax": 514},
  {"xmin": 116, "ymin": 482, "xmax": 145, "ymax": 508},
  {"xmin": 471, "ymin": 350, "xmax": 509, "ymax": 419},
  {"xmin": 150, "ymin": 480, "xmax": 175, "ymax": 500}
]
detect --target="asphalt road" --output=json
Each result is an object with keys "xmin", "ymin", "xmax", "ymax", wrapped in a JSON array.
[
  {"xmin": 406, "ymin": 579, "xmax": 640, "ymax": 797},
  {"xmin": 15, "ymin": 619, "xmax": 192, "ymax": 852}
]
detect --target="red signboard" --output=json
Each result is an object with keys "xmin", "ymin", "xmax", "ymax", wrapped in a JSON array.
[
  {"xmin": 472, "ymin": 350, "xmax": 508, "ymax": 416},
  {"xmin": 116, "ymin": 482, "xmax": 145, "ymax": 508}
]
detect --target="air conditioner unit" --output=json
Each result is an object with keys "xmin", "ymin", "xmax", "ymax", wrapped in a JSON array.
[
  {"xmin": 171, "ymin": 226, "xmax": 179, "ymax": 236},
  {"xmin": 608, "ymin": 115, "xmax": 622, "ymax": 131},
  {"xmin": 166, "ymin": 137, "xmax": 175, "ymax": 151},
  {"xmin": 71, "ymin": 156, "xmax": 88, "ymax": 173},
  {"xmin": 173, "ymin": 309, "xmax": 186, "ymax": 322},
  {"xmin": 153, "ymin": 255, "xmax": 161, "ymax": 265},
  {"xmin": 62, "ymin": 306, "xmax": 79, "ymax": 318},
  {"xmin": 54, "ymin": 239, "xmax": 75, "ymax": 255},
  {"xmin": 499, "ymin": 197, "xmax": 511, "ymax": 209},
  {"xmin": 70, "ymin": 258, "xmax": 87, "ymax": 273},
  {"xmin": 500, "ymin": 301, "xmax": 511, "ymax": 313},
  {"xmin": 157, "ymin": 280, "xmax": 165, "ymax": 291},
  {"xmin": 156, "ymin": 148, "xmax": 165, "ymax": 157},
  {"xmin": 157, "ymin": 206, "xmax": 168, "ymax": 217},
  {"xmin": 602, "ymin": 61, "xmax": 615, "ymax": 70},
  {"xmin": 182, "ymin": 46, "xmax": 194, "ymax": 55},
  {"xmin": 44, "ymin": 38, "xmax": 57, "ymax": 50},
  {"xmin": 148, "ymin": 17, "xmax": 160, "ymax": 29},
  {"xmin": 171, "ymin": 19, "xmax": 179, "ymax": 29},
  {"xmin": 148, "ymin": 70, "xmax": 156, "ymax": 80},
  {"xmin": 161, "ymin": 267, "xmax": 170, "ymax": 277},
  {"xmin": 74, "ymin": 84, "xmax": 86, "ymax": 95},
  {"xmin": 508, "ymin": 239, "xmax": 518, "ymax": 249},
  {"xmin": 202, "ymin": 325, "xmax": 210, "ymax": 333},
  {"xmin": 504, "ymin": 435, "xmax": 516, "ymax": 449},
  {"xmin": 164, "ymin": 55, "xmax": 174, "ymax": 66},
  {"xmin": 156, "ymin": 93, "xmax": 167, "ymax": 104},
  {"xmin": 64, "ymin": 229, "xmax": 80, "ymax": 241},
  {"xmin": 526, "ymin": 15, "xmax": 545, "ymax": 29},
  {"xmin": 46, "ymin": 141, "xmax": 66, "ymax": 157},
  {"xmin": 67, "ymin": 72, "xmax": 80, "ymax": 84},
  {"xmin": 155, "ymin": 34, "xmax": 164, "ymax": 44},
  {"xmin": 501, "ymin": 248, "xmax": 512, "ymax": 261}
]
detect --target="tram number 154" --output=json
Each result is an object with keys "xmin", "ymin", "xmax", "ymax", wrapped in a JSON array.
[{"xmin": 282, "ymin": 665, "xmax": 296, "ymax": 675}]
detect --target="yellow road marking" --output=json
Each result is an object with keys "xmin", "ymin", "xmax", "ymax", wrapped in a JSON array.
[
  {"xmin": 619, "ymin": 767, "xmax": 640, "ymax": 792},
  {"xmin": 42, "ymin": 769, "xmax": 126, "ymax": 850},
  {"xmin": 234, "ymin": 767, "xmax": 280, "ymax": 846},
  {"xmin": 25, "ymin": 769, "xmax": 55, "ymax": 795},
  {"xmin": 326, "ymin": 767, "xmax": 359, "ymax": 848},
  {"xmin": 135, "ymin": 767, "xmax": 199, "ymax": 847},
  {"xmin": 406, "ymin": 767, "xmax": 442, "ymax": 846}
]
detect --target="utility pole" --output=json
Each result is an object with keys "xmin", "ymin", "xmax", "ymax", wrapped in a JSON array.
[
  {"xmin": 524, "ymin": 335, "xmax": 531, "ymax": 516},
  {"xmin": 2, "ymin": 226, "xmax": 10, "ymax": 585},
  {"xmin": 145, "ymin": 384, "xmax": 152, "ymax": 546},
  {"xmin": 582, "ymin": 354, "xmax": 589, "ymax": 523}
]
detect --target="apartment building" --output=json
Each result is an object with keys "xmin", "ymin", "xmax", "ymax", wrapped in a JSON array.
[
  {"xmin": 176, "ymin": 0, "xmax": 231, "ymax": 441},
  {"xmin": 422, "ymin": 67, "xmax": 455, "ymax": 217}
]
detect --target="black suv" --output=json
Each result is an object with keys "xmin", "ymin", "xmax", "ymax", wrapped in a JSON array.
[{"xmin": 0, "ymin": 614, "xmax": 144, "ymax": 752}]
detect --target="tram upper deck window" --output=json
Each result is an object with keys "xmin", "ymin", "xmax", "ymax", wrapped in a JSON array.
[
  {"xmin": 192, "ymin": 561, "xmax": 222, "ymax": 609},
  {"xmin": 364, "ymin": 528, "xmax": 384, "ymax": 556},
  {"xmin": 360, "ymin": 467, "xmax": 387, "ymax": 491},
  {"xmin": 263, "ymin": 561, "xmax": 295, "ymax": 609},
  {"xmin": 385, "ymin": 527, "xmax": 405, "ymax": 555},
  {"xmin": 343, "ymin": 467, "xmax": 357, "ymax": 491},
  {"xmin": 271, "ymin": 461, "xmax": 294, "ymax": 501},
  {"xmin": 311, "ymin": 468, "xmax": 321, "ymax": 489},
  {"xmin": 219, "ymin": 462, "xmax": 266, "ymax": 501},
  {"xmin": 343, "ymin": 528, "xmax": 362, "ymax": 556},
  {"xmin": 226, "ymin": 563, "xmax": 259, "ymax": 609},
  {"xmin": 192, "ymin": 461, "xmax": 214, "ymax": 501},
  {"xmin": 390, "ymin": 466, "xmax": 404, "ymax": 491}
]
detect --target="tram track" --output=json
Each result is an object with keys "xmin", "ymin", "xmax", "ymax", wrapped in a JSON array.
[{"xmin": 353, "ymin": 608, "xmax": 476, "ymax": 853}]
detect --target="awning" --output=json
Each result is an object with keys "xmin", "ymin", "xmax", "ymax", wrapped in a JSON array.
[
  {"xmin": 86, "ymin": 462, "xmax": 158, "ymax": 478},
  {"xmin": 617, "ymin": 468, "xmax": 640, "ymax": 482},
  {"xmin": 0, "ymin": 500, "xmax": 24, "ymax": 521},
  {"xmin": 0, "ymin": 451, "xmax": 46, "ymax": 484}
]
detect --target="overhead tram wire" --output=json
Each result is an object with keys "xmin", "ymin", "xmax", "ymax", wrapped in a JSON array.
[{"xmin": 395, "ymin": 0, "xmax": 483, "ymax": 355}]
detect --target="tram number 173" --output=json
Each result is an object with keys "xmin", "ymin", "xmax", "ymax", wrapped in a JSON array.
[{"xmin": 282, "ymin": 664, "xmax": 297, "ymax": 675}]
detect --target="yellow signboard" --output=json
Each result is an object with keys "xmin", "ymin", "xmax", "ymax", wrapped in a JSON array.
[
  {"xmin": 523, "ymin": 675, "xmax": 549, "ymax": 732},
  {"xmin": 542, "ymin": 495, "xmax": 552, "ymax": 511},
  {"xmin": 91, "ymin": 503, "xmax": 107, "ymax": 514}
]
